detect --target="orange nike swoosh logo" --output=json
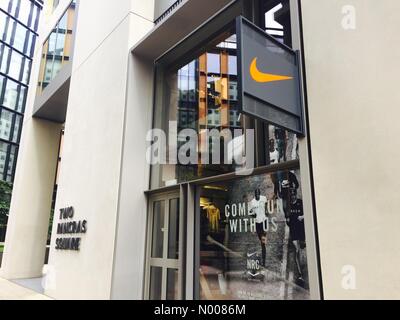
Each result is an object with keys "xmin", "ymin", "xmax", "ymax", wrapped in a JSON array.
[{"xmin": 250, "ymin": 58, "xmax": 293, "ymax": 83}]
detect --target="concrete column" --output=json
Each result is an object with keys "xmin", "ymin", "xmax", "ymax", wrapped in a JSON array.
[{"xmin": 0, "ymin": 118, "xmax": 62, "ymax": 279}]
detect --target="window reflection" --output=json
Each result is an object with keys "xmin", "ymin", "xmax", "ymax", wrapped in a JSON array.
[
  {"xmin": 0, "ymin": 141, "xmax": 17, "ymax": 182},
  {"xmin": 153, "ymin": 29, "xmax": 243, "ymax": 188},
  {"xmin": 37, "ymin": 0, "xmax": 76, "ymax": 94},
  {"xmin": 151, "ymin": 13, "xmax": 300, "ymax": 190}
]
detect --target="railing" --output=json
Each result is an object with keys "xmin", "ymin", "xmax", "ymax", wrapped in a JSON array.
[{"xmin": 154, "ymin": 0, "xmax": 184, "ymax": 25}]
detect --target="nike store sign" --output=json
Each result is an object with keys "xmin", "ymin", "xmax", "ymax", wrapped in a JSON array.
[{"xmin": 236, "ymin": 16, "xmax": 305, "ymax": 135}]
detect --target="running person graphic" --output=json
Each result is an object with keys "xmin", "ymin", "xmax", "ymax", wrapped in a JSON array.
[
  {"xmin": 248, "ymin": 189, "xmax": 268, "ymax": 268},
  {"xmin": 285, "ymin": 180, "xmax": 307, "ymax": 286}
]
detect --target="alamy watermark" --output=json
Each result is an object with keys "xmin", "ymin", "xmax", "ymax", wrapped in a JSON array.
[
  {"xmin": 341, "ymin": 5, "xmax": 356, "ymax": 30},
  {"xmin": 341, "ymin": 265, "xmax": 357, "ymax": 290},
  {"xmin": 146, "ymin": 121, "xmax": 255, "ymax": 176}
]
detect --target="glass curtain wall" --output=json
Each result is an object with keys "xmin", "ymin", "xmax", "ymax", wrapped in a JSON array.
[{"xmin": 0, "ymin": 0, "xmax": 41, "ymax": 182}]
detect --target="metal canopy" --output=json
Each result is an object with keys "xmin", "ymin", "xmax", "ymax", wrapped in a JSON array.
[{"xmin": 131, "ymin": 0, "xmax": 234, "ymax": 61}]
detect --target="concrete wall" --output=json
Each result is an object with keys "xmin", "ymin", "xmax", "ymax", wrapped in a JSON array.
[
  {"xmin": 44, "ymin": 0, "xmax": 154, "ymax": 300},
  {"xmin": 301, "ymin": 0, "xmax": 400, "ymax": 299}
]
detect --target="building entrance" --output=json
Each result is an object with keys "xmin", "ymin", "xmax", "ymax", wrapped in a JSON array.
[{"xmin": 145, "ymin": 190, "xmax": 183, "ymax": 300}]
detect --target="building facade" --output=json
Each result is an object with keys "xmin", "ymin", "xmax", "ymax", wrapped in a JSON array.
[{"xmin": 1, "ymin": 0, "xmax": 400, "ymax": 300}]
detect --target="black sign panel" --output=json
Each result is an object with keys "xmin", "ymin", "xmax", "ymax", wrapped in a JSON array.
[{"xmin": 236, "ymin": 16, "xmax": 304, "ymax": 135}]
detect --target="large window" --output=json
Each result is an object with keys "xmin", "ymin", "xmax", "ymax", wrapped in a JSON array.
[
  {"xmin": 152, "ymin": 24, "xmax": 246, "ymax": 189},
  {"xmin": 151, "ymin": 17, "xmax": 299, "ymax": 189},
  {"xmin": 0, "ymin": 0, "xmax": 40, "ymax": 32},
  {"xmin": 198, "ymin": 169, "xmax": 310, "ymax": 300},
  {"xmin": 37, "ymin": 0, "xmax": 76, "ymax": 93}
]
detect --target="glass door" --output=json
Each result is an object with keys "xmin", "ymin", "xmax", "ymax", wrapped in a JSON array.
[{"xmin": 145, "ymin": 191, "xmax": 182, "ymax": 300}]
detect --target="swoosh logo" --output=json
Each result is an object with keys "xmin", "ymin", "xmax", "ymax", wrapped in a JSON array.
[
  {"xmin": 247, "ymin": 252, "xmax": 257, "ymax": 258},
  {"xmin": 250, "ymin": 58, "xmax": 293, "ymax": 83},
  {"xmin": 247, "ymin": 271, "xmax": 262, "ymax": 277}
]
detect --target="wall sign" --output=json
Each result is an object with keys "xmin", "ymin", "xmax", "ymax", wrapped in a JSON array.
[
  {"xmin": 236, "ymin": 16, "xmax": 305, "ymax": 135},
  {"xmin": 55, "ymin": 207, "xmax": 87, "ymax": 251}
]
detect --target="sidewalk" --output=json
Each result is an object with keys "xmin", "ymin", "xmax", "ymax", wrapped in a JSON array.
[{"xmin": 0, "ymin": 278, "xmax": 52, "ymax": 300}]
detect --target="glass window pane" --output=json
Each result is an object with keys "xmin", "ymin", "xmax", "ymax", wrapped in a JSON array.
[
  {"xmin": 168, "ymin": 198, "xmax": 179, "ymax": 259},
  {"xmin": 52, "ymin": 58, "xmax": 62, "ymax": 77},
  {"xmin": 166, "ymin": 269, "xmax": 179, "ymax": 300},
  {"xmin": 0, "ymin": 0, "xmax": 10, "ymax": 11},
  {"xmin": 10, "ymin": 0, "xmax": 18, "ymax": 15},
  {"xmin": 0, "ymin": 75, "xmax": 4, "ymax": 92},
  {"xmin": 2, "ymin": 78, "xmax": 19, "ymax": 109},
  {"xmin": 5, "ymin": 19, "xmax": 14, "ymax": 44},
  {"xmin": 7, "ymin": 144, "xmax": 16, "ymax": 179},
  {"xmin": 151, "ymin": 200, "xmax": 165, "ymax": 258},
  {"xmin": 0, "ymin": 12, "xmax": 8, "ymax": 40},
  {"xmin": 13, "ymin": 23, "xmax": 28, "ymax": 52},
  {"xmin": 199, "ymin": 170, "xmax": 310, "ymax": 300},
  {"xmin": 8, "ymin": 50, "xmax": 24, "ymax": 80},
  {"xmin": 268, "ymin": 125, "xmax": 299, "ymax": 165},
  {"xmin": 37, "ymin": 1, "xmax": 76, "ymax": 94},
  {"xmin": 18, "ymin": 0, "xmax": 32, "ymax": 26},
  {"xmin": 16, "ymin": 85, "xmax": 26, "ymax": 112},
  {"xmin": 26, "ymin": 32, "xmax": 35, "ymax": 57},
  {"xmin": 0, "ymin": 45, "xmax": 10, "ymax": 73},
  {"xmin": 47, "ymin": 27, "xmax": 57, "ymax": 56},
  {"xmin": 22, "ymin": 57, "xmax": 30, "ymax": 83},
  {"xmin": 0, "ymin": 109, "xmax": 14, "ymax": 140},
  {"xmin": 11, "ymin": 114, "xmax": 22, "ymax": 143},
  {"xmin": 32, "ymin": 4, "xmax": 40, "ymax": 32},
  {"xmin": 0, "ymin": 141, "xmax": 8, "ymax": 178},
  {"xmin": 207, "ymin": 53, "xmax": 220, "ymax": 74},
  {"xmin": 149, "ymin": 266, "xmax": 162, "ymax": 300}
]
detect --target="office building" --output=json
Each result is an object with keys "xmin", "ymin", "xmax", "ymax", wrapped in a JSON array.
[{"xmin": 1, "ymin": 0, "xmax": 400, "ymax": 300}]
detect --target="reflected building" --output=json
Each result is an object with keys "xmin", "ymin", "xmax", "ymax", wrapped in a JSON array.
[{"xmin": 37, "ymin": 0, "xmax": 75, "ymax": 93}]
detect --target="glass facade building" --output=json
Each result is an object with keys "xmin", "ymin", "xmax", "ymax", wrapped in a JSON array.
[{"xmin": 0, "ymin": 0, "xmax": 42, "ymax": 182}]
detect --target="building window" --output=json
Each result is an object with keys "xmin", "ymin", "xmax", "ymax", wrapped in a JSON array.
[
  {"xmin": 152, "ymin": 23, "xmax": 245, "ymax": 189},
  {"xmin": 37, "ymin": 0, "xmax": 76, "ymax": 94},
  {"xmin": 198, "ymin": 169, "xmax": 311, "ymax": 300},
  {"xmin": 0, "ymin": 141, "xmax": 17, "ymax": 182}
]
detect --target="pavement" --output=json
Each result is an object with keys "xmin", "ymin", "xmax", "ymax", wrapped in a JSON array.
[{"xmin": 0, "ymin": 277, "xmax": 52, "ymax": 300}]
